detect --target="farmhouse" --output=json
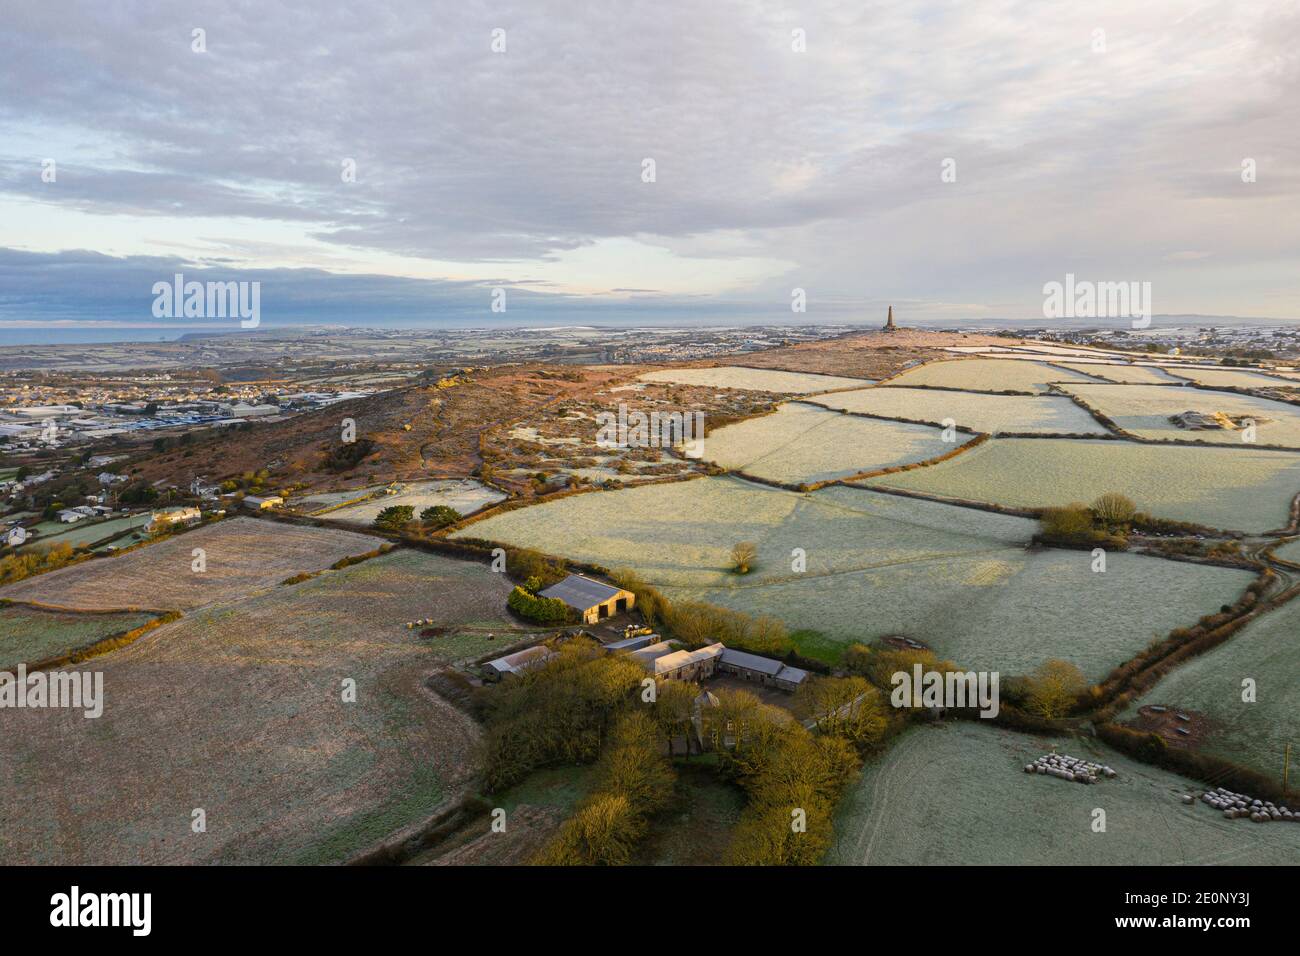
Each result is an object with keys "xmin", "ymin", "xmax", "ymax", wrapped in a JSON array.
[
  {"xmin": 537, "ymin": 573, "xmax": 634, "ymax": 624},
  {"xmin": 650, "ymin": 643, "xmax": 724, "ymax": 681},
  {"xmin": 57, "ymin": 506, "xmax": 96, "ymax": 523},
  {"xmin": 484, "ymin": 645, "xmax": 557, "ymax": 681},
  {"xmin": 622, "ymin": 639, "xmax": 809, "ymax": 693}
]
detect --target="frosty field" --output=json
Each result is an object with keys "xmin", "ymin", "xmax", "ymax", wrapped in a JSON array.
[
  {"xmin": 828, "ymin": 722, "xmax": 1300, "ymax": 865},
  {"xmin": 1124, "ymin": 598, "xmax": 1300, "ymax": 781},
  {"xmin": 0, "ymin": 604, "xmax": 156, "ymax": 669},
  {"xmin": 0, "ymin": 517, "xmax": 383, "ymax": 611},
  {"xmin": 1052, "ymin": 362, "xmax": 1185, "ymax": 385},
  {"xmin": 808, "ymin": 388, "xmax": 1109, "ymax": 435},
  {"xmin": 867, "ymin": 438, "xmax": 1300, "ymax": 533},
  {"xmin": 1164, "ymin": 366, "xmax": 1299, "ymax": 390},
  {"xmin": 0, "ymin": 549, "xmax": 518, "ymax": 865},
  {"xmin": 701, "ymin": 403, "xmax": 958, "ymax": 484},
  {"xmin": 885, "ymin": 358, "xmax": 1098, "ymax": 393},
  {"xmin": 638, "ymin": 366, "xmax": 870, "ymax": 393},
  {"xmin": 297, "ymin": 479, "xmax": 506, "ymax": 522},
  {"xmin": 453, "ymin": 477, "xmax": 1251, "ymax": 675},
  {"xmin": 1059, "ymin": 383, "xmax": 1300, "ymax": 447}
]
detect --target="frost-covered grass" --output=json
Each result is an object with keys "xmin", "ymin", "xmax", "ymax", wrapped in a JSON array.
[
  {"xmin": 0, "ymin": 605, "xmax": 156, "ymax": 668},
  {"xmin": 809, "ymin": 388, "xmax": 1109, "ymax": 435},
  {"xmin": 1123, "ymin": 599, "xmax": 1300, "ymax": 780},
  {"xmin": 453, "ymin": 477, "xmax": 1251, "ymax": 676},
  {"xmin": 1059, "ymin": 383, "xmax": 1300, "ymax": 447},
  {"xmin": 701, "ymin": 403, "xmax": 956, "ymax": 484},
  {"xmin": 298, "ymin": 479, "xmax": 505, "ymax": 520},
  {"xmin": 1052, "ymin": 362, "xmax": 1185, "ymax": 385},
  {"xmin": 868, "ymin": 438, "xmax": 1300, "ymax": 532},
  {"xmin": 886, "ymin": 358, "xmax": 1098, "ymax": 393},
  {"xmin": 638, "ymin": 366, "xmax": 871, "ymax": 393},
  {"xmin": 829, "ymin": 722, "xmax": 1300, "ymax": 865},
  {"xmin": 1163, "ymin": 367, "xmax": 1299, "ymax": 389},
  {"xmin": 1274, "ymin": 538, "xmax": 1300, "ymax": 564}
]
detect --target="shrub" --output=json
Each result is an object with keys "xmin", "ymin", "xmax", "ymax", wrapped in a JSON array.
[
  {"xmin": 1024, "ymin": 658, "xmax": 1086, "ymax": 719},
  {"xmin": 507, "ymin": 586, "xmax": 572, "ymax": 625},
  {"xmin": 731, "ymin": 541, "xmax": 757, "ymax": 574},
  {"xmin": 420, "ymin": 505, "xmax": 462, "ymax": 529},
  {"xmin": 1091, "ymin": 492, "xmax": 1137, "ymax": 527},
  {"xmin": 372, "ymin": 505, "xmax": 415, "ymax": 532}
]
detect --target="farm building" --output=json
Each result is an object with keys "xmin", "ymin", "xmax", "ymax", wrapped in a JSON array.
[
  {"xmin": 627, "ymin": 641, "xmax": 680, "ymax": 668},
  {"xmin": 56, "ymin": 506, "xmax": 96, "ymax": 523},
  {"xmin": 603, "ymin": 632, "xmax": 661, "ymax": 653},
  {"xmin": 718, "ymin": 648, "xmax": 810, "ymax": 691},
  {"xmin": 650, "ymin": 643, "xmax": 724, "ymax": 681},
  {"xmin": 537, "ymin": 573, "xmax": 634, "ymax": 624},
  {"xmin": 147, "ymin": 507, "xmax": 202, "ymax": 532},
  {"xmin": 242, "ymin": 495, "xmax": 284, "ymax": 510},
  {"xmin": 483, "ymin": 645, "xmax": 556, "ymax": 681}
]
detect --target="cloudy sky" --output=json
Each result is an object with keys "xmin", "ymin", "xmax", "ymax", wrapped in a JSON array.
[{"xmin": 1, "ymin": 0, "xmax": 1298, "ymax": 334}]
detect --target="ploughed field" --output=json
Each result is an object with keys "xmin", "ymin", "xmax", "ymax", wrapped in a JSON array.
[
  {"xmin": 637, "ymin": 366, "xmax": 871, "ymax": 393},
  {"xmin": 828, "ymin": 722, "xmax": 1300, "ymax": 865},
  {"xmin": 807, "ymin": 387, "xmax": 1109, "ymax": 435},
  {"xmin": 0, "ymin": 548, "xmax": 519, "ymax": 865},
  {"xmin": 1059, "ymin": 383, "xmax": 1300, "ymax": 447},
  {"xmin": 700, "ymin": 403, "xmax": 961, "ymax": 485},
  {"xmin": 1123, "ymin": 597, "xmax": 1300, "ymax": 781},
  {"xmin": 453, "ymin": 477, "xmax": 1253, "ymax": 676},
  {"xmin": 865, "ymin": 438, "xmax": 1300, "ymax": 533},
  {"xmin": 0, "ymin": 517, "xmax": 383, "ymax": 611},
  {"xmin": 0, "ymin": 604, "xmax": 157, "ymax": 670}
]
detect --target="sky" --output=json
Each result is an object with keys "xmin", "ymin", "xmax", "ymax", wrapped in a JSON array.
[{"xmin": 1, "ymin": 0, "xmax": 1298, "ymax": 338}]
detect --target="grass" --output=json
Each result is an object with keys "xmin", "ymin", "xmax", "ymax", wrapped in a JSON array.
[
  {"xmin": 702, "ymin": 403, "xmax": 956, "ymax": 484},
  {"xmin": 1164, "ymin": 367, "xmax": 1299, "ymax": 389},
  {"xmin": 453, "ymin": 476, "xmax": 1251, "ymax": 677},
  {"xmin": 1052, "ymin": 362, "xmax": 1185, "ymax": 385},
  {"xmin": 0, "ymin": 604, "xmax": 156, "ymax": 669},
  {"xmin": 0, "ymin": 516, "xmax": 385, "ymax": 611},
  {"xmin": 810, "ymin": 387, "xmax": 1110, "ymax": 435},
  {"xmin": 1122, "ymin": 597, "xmax": 1300, "ymax": 782},
  {"xmin": 636, "ymin": 761, "xmax": 746, "ymax": 865},
  {"xmin": 297, "ymin": 479, "xmax": 505, "ymax": 521},
  {"xmin": 19, "ymin": 513, "xmax": 152, "ymax": 552},
  {"xmin": 638, "ymin": 366, "xmax": 871, "ymax": 393},
  {"xmin": 1060, "ymin": 382, "xmax": 1300, "ymax": 447},
  {"xmin": 828, "ymin": 721, "xmax": 1300, "ymax": 865},
  {"xmin": 886, "ymin": 358, "xmax": 1098, "ymax": 393},
  {"xmin": 0, "ymin": 548, "xmax": 518, "ymax": 864},
  {"xmin": 868, "ymin": 437, "xmax": 1300, "ymax": 533}
]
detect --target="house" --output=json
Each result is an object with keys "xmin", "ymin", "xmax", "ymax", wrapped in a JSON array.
[
  {"xmin": 147, "ymin": 506, "xmax": 202, "ymax": 532},
  {"xmin": 718, "ymin": 647, "xmax": 810, "ymax": 692},
  {"xmin": 4, "ymin": 526, "xmax": 27, "ymax": 548},
  {"xmin": 98, "ymin": 472, "xmax": 126, "ymax": 486},
  {"xmin": 536, "ymin": 573, "xmax": 635, "ymax": 624},
  {"xmin": 483, "ymin": 645, "xmax": 556, "ymax": 682},
  {"xmin": 56, "ymin": 506, "xmax": 95, "ymax": 523},
  {"xmin": 242, "ymin": 495, "xmax": 283, "ymax": 510},
  {"xmin": 627, "ymin": 641, "xmax": 680, "ymax": 668}
]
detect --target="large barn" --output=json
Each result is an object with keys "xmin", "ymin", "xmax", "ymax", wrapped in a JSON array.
[{"xmin": 537, "ymin": 573, "xmax": 635, "ymax": 624}]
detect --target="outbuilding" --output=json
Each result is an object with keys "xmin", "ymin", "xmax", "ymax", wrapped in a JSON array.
[{"xmin": 537, "ymin": 573, "xmax": 635, "ymax": 624}]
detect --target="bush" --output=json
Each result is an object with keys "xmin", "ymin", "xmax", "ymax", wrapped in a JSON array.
[
  {"xmin": 420, "ymin": 505, "xmax": 462, "ymax": 529},
  {"xmin": 373, "ymin": 505, "xmax": 415, "ymax": 532},
  {"xmin": 1092, "ymin": 492, "xmax": 1137, "ymax": 527},
  {"xmin": 507, "ymin": 586, "xmax": 573, "ymax": 625}
]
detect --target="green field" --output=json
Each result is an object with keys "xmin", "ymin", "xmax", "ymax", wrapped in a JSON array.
[
  {"xmin": 296, "ymin": 479, "xmax": 505, "ymax": 521},
  {"xmin": 454, "ymin": 477, "xmax": 1251, "ymax": 676},
  {"xmin": 0, "ymin": 604, "xmax": 156, "ymax": 669},
  {"xmin": 20, "ymin": 513, "xmax": 151, "ymax": 552},
  {"xmin": 1060, "ymin": 383, "xmax": 1300, "ymax": 447},
  {"xmin": 702, "ymin": 403, "xmax": 958, "ymax": 484},
  {"xmin": 867, "ymin": 438, "xmax": 1300, "ymax": 533},
  {"xmin": 810, "ymin": 387, "xmax": 1110, "ymax": 435},
  {"xmin": 638, "ymin": 366, "xmax": 870, "ymax": 393},
  {"xmin": 1275, "ymin": 538, "xmax": 1300, "ymax": 564},
  {"xmin": 828, "ymin": 722, "xmax": 1300, "ymax": 865},
  {"xmin": 886, "ymin": 358, "xmax": 1098, "ymax": 393},
  {"xmin": 1123, "ymin": 598, "xmax": 1300, "ymax": 781},
  {"xmin": 0, "ymin": 548, "xmax": 520, "ymax": 865}
]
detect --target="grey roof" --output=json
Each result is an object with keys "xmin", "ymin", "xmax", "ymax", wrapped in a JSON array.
[
  {"xmin": 604, "ymin": 633, "xmax": 659, "ymax": 652},
  {"xmin": 537, "ymin": 574, "xmax": 624, "ymax": 610},
  {"xmin": 775, "ymin": 664, "xmax": 810, "ymax": 685},
  {"xmin": 628, "ymin": 641, "xmax": 678, "ymax": 665},
  {"xmin": 486, "ymin": 645, "xmax": 554, "ymax": 675},
  {"xmin": 719, "ymin": 648, "xmax": 784, "ymax": 676}
]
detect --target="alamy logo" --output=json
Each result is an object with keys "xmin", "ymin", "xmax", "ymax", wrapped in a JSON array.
[
  {"xmin": 890, "ymin": 664, "xmax": 1000, "ymax": 718},
  {"xmin": 595, "ymin": 403, "xmax": 705, "ymax": 458},
  {"xmin": 151, "ymin": 272, "xmax": 260, "ymax": 328},
  {"xmin": 1042, "ymin": 273, "xmax": 1151, "ymax": 329},
  {"xmin": 50, "ymin": 886, "xmax": 151, "ymax": 936},
  {"xmin": 0, "ymin": 665, "xmax": 103, "ymax": 718}
]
